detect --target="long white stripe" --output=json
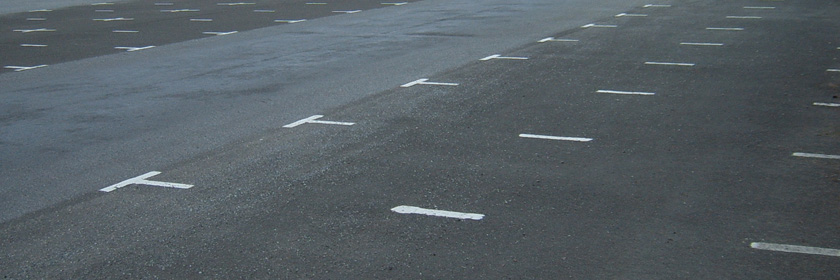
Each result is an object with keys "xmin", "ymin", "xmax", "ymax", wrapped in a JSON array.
[
  {"xmin": 539, "ymin": 37, "xmax": 578, "ymax": 43},
  {"xmin": 643, "ymin": 4, "xmax": 671, "ymax": 8},
  {"xmin": 792, "ymin": 152, "xmax": 840, "ymax": 160},
  {"xmin": 827, "ymin": 69, "xmax": 840, "ymax": 72},
  {"xmin": 751, "ymin": 242, "xmax": 840, "ymax": 257},
  {"xmin": 744, "ymin": 6, "xmax": 775, "ymax": 9},
  {"xmin": 813, "ymin": 102, "xmax": 840, "ymax": 107},
  {"xmin": 20, "ymin": 44, "xmax": 48, "ymax": 47},
  {"xmin": 519, "ymin": 134, "xmax": 592, "ymax": 142},
  {"xmin": 597, "ymin": 89, "xmax": 655, "ymax": 96},
  {"xmin": 391, "ymin": 205, "xmax": 484, "ymax": 220},
  {"xmin": 680, "ymin": 42, "xmax": 724, "ymax": 46},
  {"xmin": 707, "ymin": 27, "xmax": 744, "ymax": 31},
  {"xmin": 727, "ymin": 16, "xmax": 762, "ymax": 19},
  {"xmin": 645, "ymin": 61, "xmax": 695, "ymax": 67}
]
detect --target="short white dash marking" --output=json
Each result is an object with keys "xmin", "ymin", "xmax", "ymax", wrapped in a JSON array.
[
  {"xmin": 615, "ymin": 13, "xmax": 647, "ymax": 17},
  {"xmin": 744, "ymin": 6, "xmax": 775, "ymax": 9},
  {"xmin": 381, "ymin": 2, "xmax": 408, "ymax": 5},
  {"xmin": 645, "ymin": 61, "xmax": 695, "ymax": 67},
  {"xmin": 792, "ymin": 152, "xmax": 840, "ymax": 160},
  {"xmin": 94, "ymin": 9, "xmax": 114, "ymax": 12},
  {"xmin": 217, "ymin": 2, "xmax": 256, "ymax": 6},
  {"xmin": 751, "ymin": 242, "xmax": 840, "ymax": 257},
  {"xmin": 154, "ymin": 2, "xmax": 174, "ymax": 5},
  {"xmin": 401, "ymin": 78, "xmax": 459, "ymax": 87},
  {"xmin": 100, "ymin": 171, "xmax": 193, "ymax": 192},
  {"xmin": 643, "ymin": 4, "xmax": 671, "ymax": 8},
  {"xmin": 13, "ymin": 28, "xmax": 56, "ymax": 33},
  {"xmin": 391, "ymin": 205, "xmax": 484, "ymax": 220},
  {"xmin": 253, "ymin": 9, "xmax": 275, "ymax": 12},
  {"xmin": 283, "ymin": 115, "xmax": 355, "ymax": 128},
  {"xmin": 203, "ymin": 31, "xmax": 238, "ymax": 36},
  {"xmin": 813, "ymin": 102, "xmax": 840, "ymax": 107},
  {"xmin": 706, "ymin": 27, "xmax": 744, "ymax": 31},
  {"xmin": 4, "ymin": 65, "xmax": 48, "ymax": 72},
  {"xmin": 539, "ymin": 37, "xmax": 579, "ymax": 43},
  {"xmin": 827, "ymin": 69, "xmax": 840, "ymax": 72},
  {"xmin": 680, "ymin": 42, "xmax": 724, "ymax": 46},
  {"xmin": 20, "ymin": 44, "xmax": 48, "ymax": 47},
  {"xmin": 479, "ymin": 54, "xmax": 529, "ymax": 61},
  {"xmin": 275, "ymin": 19, "xmax": 307, "ymax": 23},
  {"xmin": 26, "ymin": 18, "xmax": 47, "ymax": 21},
  {"xmin": 519, "ymin": 134, "xmax": 592, "ymax": 142},
  {"xmin": 581, "ymin": 23, "xmax": 618, "ymax": 28},
  {"xmin": 29, "ymin": 9, "xmax": 53, "ymax": 12},
  {"xmin": 93, "ymin": 17, "xmax": 134, "ymax": 21},
  {"xmin": 115, "ymin": 46, "xmax": 155, "ymax": 52},
  {"xmin": 162, "ymin": 9, "xmax": 200, "ymax": 12},
  {"xmin": 333, "ymin": 10, "xmax": 362, "ymax": 14},
  {"xmin": 597, "ymin": 89, "xmax": 655, "ymax": 96},
  {"xmin": 306, "ymin": 2, "xmax": 328, "ymax": 4},
  {"xmin": 112, "ymin": 30, "xmax": 139, "ymax": 33},
  {"xmin": 190, "ymin": 18, "xmax": 213, "ymax": 22},
  {"xmin": 726, "ymin": 16, "xmax": 762, "ymax": 19},
  {"xmin": 91, "ymin": 2, "xmax": 114, "ymax": 6}
]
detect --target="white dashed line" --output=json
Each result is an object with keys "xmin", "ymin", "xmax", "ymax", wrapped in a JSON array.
[
  {"xmin": 275, "ymin": 19, "xmax": 307, "ymax": 23},
  {"xmin": 26, "ymin": 18, "xmax": 47, "ymax": 21},
  {"xmin": 382, "ymin": 2, "xmax": 408, "ymax": 5},
  {"xmin": 333, "ymin": 10, "xmax": 362, "ymax": 14},
  {"xmin": 680, "ymin": 42, "xmax": 724, "ymax": 46},
  {"xmin": 643, "ymin": 4, "xmax": 671, "ymax": 8},
  {"xmin": 615, "ymin": 13, "xmax": 647, "ymax": 17},
  {"xmin": 283, "ymin": 115, "xmax": 355, "ymax": 128},
  {"xmin": 645, "ymin": 61, "xmax": 695, "ymax": 67},
  {"xmin": 29, "ymin": 9, "xmax": 53, "ymax": 12},
  {"xmin": 539, "ymin": 37, "xmax": 579, "ymax": 43},
  {"xmin": 479, "ymin": 54, "xmax": 529, "ymax": 61},
  {"xmin": 203, "ymin": 31, "xmax": 238, "ymax": 36},
  {"xmin": 581, "ymin": 23, "xmax": 617, "ymax": 28},
  {"xmin": 20, "ymin": 44, "xmax": 48, "ymax": 47},
  {"xmin": 112, "ymin": 30, "xmax": 140, "ymax": 33},
  {"xmin": 751, "ymin": 242, "xmax": 840, "ymax": 257},
  {"xmin": 792, "ymin": 152, "xmax": 840, "ymax": 160},
  {"xmin": 100, "ymin": 171, "xmax": 193, "ymax": 192},
  {"xmin": 253, "ymin": 9, "xmax": 275, "ymax": 12},
  {"xmin": 190, "ymin": 18, "xmax": 213, "ymax": 22},
  {"xmin": 115, "ymin": 46, "xmax": 155, "ymax": 52},
  {"xmin": 597, "ymin": 89, "xmax": 655, "ymax": 96},
  {"xmin": 217, "ymin": 2, "xmax": 255, "ymax": 6},
  {"xmin": 744, "ymin": 6, "xmax": 775, "ymax": 9},
  {"xmin": 4, "ymin": 65, "xmax": 48, "ymax": 72},
  {"xmin": 13, "ymin": 28, "xmax": 56, "ymax": 33},
  {"xmin": 93, "ymin": 17, "xmax": 134, "ymax": 21},
  {"xmin": 154, "ymin": 2, "xmax": 174, "ymax": 5},
  {"xmin": 162, "ymin": 9, "xmax": 200, "ymax": 12},
  {"xmin": 707, "ymin": 27, "xmax": 744, "ymax": 31},
  {"xmin": 401, "ymin": 78, "xmax": 459, "ymax": 87},
  {"xmin": 813, "ymin": 102, "xmax": 840, "ymax": 107},
  {"xmin": 827, "ymin": 69, "xmax": 840, "ymax": 72},
  {"xmin": 94, "ymin": 9, "xmax": 114, "ymax": 12},
  {"xmin": 519, "ymin": 134, "xmax": 592, "ymax": 142},
  {"xmin": 726, "ymin": 16, "xmax": 762, "ymax": 19},
  {"xmin": 91, "ymin": 2, "xmax": 114, "ymax": 6},
  {"xmin": 391, "ymin": 205, "xmax": 484, "ymax": 221}
]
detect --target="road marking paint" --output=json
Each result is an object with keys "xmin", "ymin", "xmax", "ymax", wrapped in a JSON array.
[
  {"xmin": 4, "ymin": 65, "xmax": 48, "ymax": 72},
  {"xmin": 519, "ymin": 134, "xmax": 592, "ymax": 142},
  {"xmin": 792, "ymin": 152, "xmax": 840, "ymax": 160},
  {"xmin": 100, "ymin": 171, "xmax": 193, "ymax": 192},
  {"xmin": 539, "ymin": 37, "xmax": 579, "ymax": 43},
  {"xmin": 275, "ymin": 19, "xmax": 307, "ymax": 23},
  {"xmin": 217, "ymin": 2, "xmax": 255, "ymax": 5},
  {"xmin": 597, "ymin": 89, "xmax": 655, "ymax": 96},
  {"xmin": 382, "ymin": 2, "xmax": 408, "ymax": 5},
  {"xmin": 203, "ymin": 31, "xmax": 238, "ymax": 36},
  {"xmin": 333, "ymin": 10, "xmax": 362, "ymax": 13},
  {"xmin": 115, "ymin": 46, "xmax": 155, "ymax": 52},
  {"xmin": 190, "ymin": 18, "xmax": 213, "ymax": 22},
  {"xmin": 680, "ymin": 42, "xmax": 724, "ymax": 46},
  {"xmin": 643, "ymin": 4, "xmax": 671, "ymax": 8},
  {"xmin": 306, "ymin": 2, "xmax": 328, "ymax": 4},
  {"xmin": 154, "ymin": 2, "xmax": 174, "ymax": 5},
  {"xmin": 94, "ymin": 9, "xmax": 114, "ymax": 12},
  {"xmin": 162, "ymin": 9, "xmax": 200, "ymax": 12},
  {"xmin": 29, "ymin": 9, "xmax": 53, "ymax": 12},
  {"xmin": 401, "ymin": 78, "xmax": 459, "ymax": 87},
  {"xmin": 391, "ymin": 205, "xmax": 484, "ymax": 220},
  {"xmin": 91, "ymin": 2, "xmax": 114, "ymax": 6},
  {"xmin": 26, "ymin": 18, "xmax": 47, "ymax": 21},
  {"xmin": 615, "ymin": 13, "xmax": 647, "ymax": 17},
  {"xmin": 814, "ymin": 102, "xmax": 840, "ymax": 107},
  {"xmin": 645, "ymin": 61, "xmax": 695, "ymax": 67},
  {"xmin": 744, "ymin": 6, "xmax": 775, "ymax": 9},
  {"xmin": 751, "ymin": 242, "xmax": 840, "ymax": 257},
  {"xmin": 707, "ymin": 27, "xmax": 744, "ymax": 31},
  {"xmin": 93, "ymin": 17, "xmax": 134, "ymax": 21},
  {"xmin": 253, "ymin": 9, "xmax": 275, "ymax": 12},
  {"xmin": 581, "ymin": 23, "xmax": 617, "ymax": 28},
  {"xmin": 726, "ymin": 16, "xmax": 762, "ymax": 19},
  {"xmin": 283, "ymin": 115, "xmax": 355, "ymax": 128},
  {"xmin": 480, "ymin": 54, "xmax": 528, "ymax": 61},
  {"xmin": 113, "ymin": 30, "xmax": 139, "ymax": 33},
  {"xmin": 13, "ymin": 28, "xmax": 56, "ymax": 33},
  {"xmin": 20, "ymin": 44, "xmax": 48, "ymax": 47},
  {"xmin": 827, "ymin": 69, "xmax": 840, "ymax": 72}
]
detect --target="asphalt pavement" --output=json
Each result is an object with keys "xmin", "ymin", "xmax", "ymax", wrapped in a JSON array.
[{"xmin": 1, "ymin": 0, "xmax": 839, "ymax": 278}]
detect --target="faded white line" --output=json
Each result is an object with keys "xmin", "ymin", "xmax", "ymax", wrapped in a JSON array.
[
  {"xmin": 391, "ymin": 205, "xmax": 484, "ymax": 220},
  {"xmin": 333, "ymin": 10, "xmax": 361, "ymax": 13},
  {"xmin": 190, "ymin": 18, "xmax": 213, "ymax": 22},
  {"xmin": 91, "ymin": 2, "xmax": 114, "ymax": 5},
  {"xmin": 827, "ymin": 69, "xmax": 840, "ymax": 72},
  {"xmin": 582, "ymin": 23, "xmax": 617, "ymax": 28},
  {"xmin": 94, "ymin": 9, "xmax": 114, "ymax": 12},
  {"xmin": 643, "ymin": 4, "xmax": 671, "ymax": 8},
  {"xmin": 113, "ymin": 30, "xmax": 139, "ymax": 33},
  {"xmin": 792, "ymin": 152, "xmax": 840, "ymax": 160},
  {"xmin": 539, "ymin": 37, "xmax": 579, "ymax": 43},
  {"xmin": 751, "ymin": 242, "xmax": 840, "ymax": 257},
  {"xmin": 813, "ymin": 102, "xmax": 840, "ymax": 107},
  {"xmin": 707, "ymin": 27, "xmax": 744, "ymax": 31},
  {"xmin": 645, "ymin": 61, "xmax": 695, "ymax": 67},
  {"xmin": 744, "ymin": 6, "xmax": 775, "ymax": 9},
  {"xmin": 275, "ymin": 19, "xmax": 307, "ymax": 23},
  {"xmin": 93, "ymin": 17, "xmax": 134, "ymax": 21},
  {"xmin": 154, "ymin": 2, "xmax": 174, "ymax": 5},
  {"xmin": 217, "ymin": 2, "xmax": 255, "ymax": 5},
  {"xmin": 13, "ymin": 28, "xmax": 56, "ymax": 33},
  {"xmin": 519, "ymin": 133, "xmax": 592, "ymax": 142},
  {"xmin": 162, "ymin": 9, "xmax": 200, "ymax": 12},
  {"xmin": 20, "ymin": 44, "xmax": 48, "ymax": 47},
  {"xmin": 29, "ymin": 9, "xmax": 53, "ymax": 12},
  {"xmin": 115, "ymin": 46, "xmax": 155, "ymax": 52},
  {"xmin": 4, "ymin": 65, "xmax": 48, "ymax": 72},
  {"xmin": 26, "ymin": 18, "xmax": 47, "ymax": 21},
  {"xmin": 401, "ymin": 78, "xmax": 459, "ymax": 87},
  {"xmin": 100, "ymin": 171, "xmax": 193, "ymax": 192},
  {"xmin": 283, "ymin": 115, "xmax": 355, "ymax": 128},
  {"xmin": 306, "ymin": 2, "xmax": 327, "ymax": 4},
  {"xmin": 727, "ymin": 16, "xmax": 762, "ymax": 19},
  {"xmin": 680, "ymin": 42, "xmax": 724, "ymax": 46},
  {"xmin": 382, "ymin": 2, "xmax": 408, "ymax": 5},
  {"xmin": 253, "ymin": 9, "xmax": 275, "ymax": 12},
  {"xmin": 615, "ymin": 13, "xmax": 647, "ymax": 17},
  {"xmin": 480, "ymin": 54, "xmax": 529, "ymax": 61},
  {"xmin": 597, "ymin": 89, "xmax": 655, "ymax": 96},
  {"xmin": 203, "ymin": 31, "xmax": 238, "ymax": 36}
]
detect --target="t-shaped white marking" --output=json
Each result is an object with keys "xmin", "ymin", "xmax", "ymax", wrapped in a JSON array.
[
  {"xmin": 100, "ymin": 171, "xmax": 193, "ymax": 192},
  {"xmin": 115, "ymin": 46, "xmax": 155, "ymax": 52},
  {"xmin": 283, "ymin": 115, "xmax": 355, "ymax": 128},
  {"xmin": 4, "ymin": 65, "xmax": 48, "ymax": 72},
  {"xmin": 400, "ymin": 78, "xmax": 459, "ymax": 87},
  {"xmin": 479, "ymin": 54, "xmax": 529, "ymax": 61}
]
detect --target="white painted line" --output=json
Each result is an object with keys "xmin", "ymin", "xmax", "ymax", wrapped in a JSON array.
[
  {"xmin": 827, "ymin": 69, "xmax": 840, "ymax": 72},
  {"xmin": 581, "ymin": 23, "xmax": 618, "ymax": 28},
  {"xmin": 744, "ymin": 6, "xmax": 775, "ymax": 9},
  {"xmin": 253, "ymin": 9, "xmax": 275, "ymax": 12},
  {"xmin": 203, "ymin": 31, "xmax": 238, "ymax": 36},
  {"xmin": 751, "ymin": 242, "xmax": 840, "ymax": 257},
  {"xmin": 20, "ymin": 44, "xmax": 48, "ymax": 47},
  {"xmin": 275, "ymin": 19, "xmax": 307, "ymax": 23},
  {"xmin": 519, "ymin": 133, "xmax": 592, "ymax": 142},
  {"xmin": 4, "ymin": 65, "xmax": 48, "ymax": 72},
  {"xmin": 643, "ymin": 4, "xmax": 671, "ymax": 8},
  {"xmin": 615, "ymin": 13, "xmax": 647, "ymax": 17},
  {"xmin": 94, "ymin": 9, "xmax": 114, "ymax": 12},
  {"xmin": 391, "ymin": 205, "xmax": 484, "ymax": 220},
  {"xmin": 597, "ymin": 89, "xmax": 655, "ymax": 96},
  {"xmin": 539, "ymin": 37, "xmax": 579, "ymax": 43},
  {"xmin": 479, "ymin": 54, "xmax": 529, "ymax": 61},
  {"xmin": 93, "ymin": 17, "xmax": 134, "ymax": 21},
  {"xmin": 333, "ymin": 10, "xmax": 362, "ymax": 14},
  {"xmin": 645, "ymin": 61, "xmax": 695, "ymax": 67},
  {"xmin": 217, "ymin": 2, "xmax": 255, "ymax": 5},
  {"xmin": 26, "ymin": 18, "xmax": 47, "ymax": 21},
  {"xmin": 306, "ymin": 2, "xmax": 328, "ymax": 4},
  {"xmin": 29, "ymin": 9, "xmax": 53, "ymax": 12},
  {"xmin": 190, "ymin": 18, "xmax": 213, "ymax": 22},
  {"xmin": 13, "ymin": 28, "xmax": 56, "ymax": 33},
  {"xmin": 154, "ymin": 2, "xmax": 174, "ymax": 5},
  {"xmin": 792, "ymin": 152, "xmax": 840, "ymax": 160},
  {"xmin": 400, "ymin": 78, "xmax": 459, "ymax": 87},
  {"xmin": 113, "ymin": 30, "xmax": 139, "ymax": 33},
  {"xmin": 91, "ymin": 2, "xmax": 114, "ymax": 6},
  {"xmin": 680, "ymin": 42, "xmax": 724, "ymax": 46},
  {"xmin": 283, "ymin": 115, "xmax": 355, "ymax": 128},
  {"xmin": 382, "ymin": 2, "xmax": 408, "ymax": 5},
  {"xmin": 115, "ymin": 46, "xmax": 155, "ymax": 52},
  {"xmin": 727, "ymin": 16, "xmax": 762, "ymax": 19},
  {"xmin": 706, "ymin": 27, "xmax": 744, "ymax": 31},
  {"xmin": 100, "ymin": 171, "xmax": 193, "ymax": 192},
  {"xmin": 813, "ymin": 102, "xmax": 840, "ymax": 107},
  {"xmin": 162, "ymin": 9, "xmax": 200, "ymax": 12}
]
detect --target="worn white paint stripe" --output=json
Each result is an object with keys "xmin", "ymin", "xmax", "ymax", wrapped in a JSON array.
[
  {"xmin": 744, "ymin": 6, "xmax": 775, "ymax": 9},
  {"xmin": 519, "ymin": 134, "xmax": 592, "ymax": 142},
  {"xmin": 581, "ymin": 23, "xmax": 617, "ymax": 28},
  {"xmin": 113, "ymin": 30, "xmax": 139, "ymax": 33},
  {"xmin": 115, "ymin": 46, "xmax": 155, "ymax": 52},
  {"xmin": 275, "ymin": 19, "xmax": 307, "ymax": 23},
  {"xmin": 20, "ymin": 44, "xmax": 48, "ymax": 47},
  {"xmin": 382, "ymin": 2, "xmax": 408, "ymax": 5},
  {"xmin": 26, "ymin": 18, "xmax": 47, "ymax": 21},
  {"xmin": 480, "ymin": 54, "xmax": 528, "ymax": 61},
  {"xmin": 813, "ymin": 102, "xmax": 840, "ymax": 107},
  {"xmin": 751, "ymin": 242, "xmax": 840, "ymax": 257},
  {"xmin": 597, "ymin": 89, "xmax": 655, "ymax": 96},
  {"xmin": 643, "ymin": 4, "xmax": 670, "ymax": 8},
  {"xmin": 539, "ymin": 37, "xmax": 578, "ymax": 43},
  {"xmin": 727, "ymin": 16, "xmax": 762, "ymax": 19},
  {"xmin": 827, "ymin": 69, "xmax": 840, "ymax": 72},
  {"xmin": 306, "ymin": 2, "xmax": 327, "ymax": 4},
  {"xmin": 391, "ymin": 205, "xmax": 484, "ymax": 220},
  {"xmin": 154, "ymin": 2, "xmax": 175, "ymax": 5},
  {"xmin": 615, "ymin": 13, "xmax": 647, "ymax": 17},
  {"xmin": 333, "ymin": 10, "xmax": 362, "ymax": 13},
  {"xmin": 163, "ymin": 9, "xmax": 200, "ymax": 12},
  {"xmin": 253, "ymin": 9, "xmax": 275, "ymax": 12},
  {"xmin": 217, "ymin": 2, "xmax": 256, "ymax": 5},
  {"xmin": 29, "ymin": 9, "xmax": 53, "ymax": 12},
  {"xmin": 93, "ymin": 17, "xmax": 134, "ymax": 21},
  {"xmin": 680, "ymin": 42, "xmax": 724, "ymax": 46},
  {"xmin": 94, "ymin": 9, "xmax": 114, "ymax": 12},
  {"xmin": 190, "ymin": 18, "xmax": 213, "ymax": 22},
  {"xmin": 4, "ymin": 65, "xmax": 48, "ymax": 72},
  {"xmin": 92, "ymin": 2, "xmax": 114, "ymax": 5},
  {"xmin": 13, "ymin": 28, "xmax": 56, "ymax": 33},
  {"xmin": 792, "ymin": 152, "xmax": 840, "ymax": 160},
  {"xmin": 100, "ymin": 171, "xmax": 193, "ymax": 192},
  {"xmin": 203, "ymin": 31, "xmax": 238, "ymax": 35},
  {"xmin": 645, "ymin": 61, "xmax": 695, "ymax": 67},
  {"xmin": 707, "ymin": 27, "xmax": 744, "ymax": 31}
]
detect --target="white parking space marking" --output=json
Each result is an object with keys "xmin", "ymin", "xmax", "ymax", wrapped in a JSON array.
[
  {"xmin": 275, "ymin": 19, "xmax": 307, "ymax": 23},
  {"xmin": 681, "ymin": 42, "xmax": 724, "ymax": 46},
  {"xmin": 99, "ymin": 171, "xmax": 193, "ymax": 192},
  {"xmin": 91, "ymin": 2, "xmax": 114, "ymax": 6},
  {"xmin": 645, "ymin": 61, "xmax": 695, "ymax": 67},
  {"xmin": 4, "ymin": 65, "xmax": 48, "ymax": 72},
  {"xmin": 643, "ymin": 4, "xmax": 671, "ymax": 8},
  {"xmin": 20, "ymin": 44, "xmax": 48, "ymax": 47},
  {"xmin": 190, "ymin": 18, "xmax": 213, "ymax": 22},
  {"xmin": 400, "ymin": 78, "xmax": 459, "ymax": 87},
  {"xmin": 792, "ymin": 152, "xmax": 840, "ymax": 160},
  {"xmin": 615, "ymin": 13, "xmax": 647, "ymax": 17},
  {"xmin": 283, "ymin": 115, "xmax": 355, "ymax": 128},
  {"xmin": 539, "ymin": 37, "xmax": 579, "ymax": 43},
  {"xmin": 26, "ymin": 18, "xmax": 47, "ymax": 21},
  {"xmin": 93, "ymin": 17, "xmax": 134, "ymax": 21},
  {"xmin": 581, "ymin": 23, "xmax": 617, "ymax": 28},
  {"xmin": 333, "ymin": 10, "xmax": 362, "ymax": 14},
  {"xmin": 29, "ymin": 9, "xmax": 53, "ymax": 12},
  {"xmin": 14, "ymin": 28, "xmax": 56, "ymax": 33},
  {"xmin": 162, "ymin": 9, "xmax": 201, "ymax": 13},
  {"xmin": 306, "ymin": 2, "xmax": 328, "ymax": 4},
  {"xmin": 727, "ymin": 16, "xmax": 762, "ymax": 19},
  {"xmin": 94, "ymin": 9, "xmax": 114, "ymax": 12},
  {"xmin": 391, "ymin": 206, "xmax": 484, "ymax": 220},
  {"xmin": 382, "ymin": 2, "xmax": 408, "ymax": 5},
  {"xmin": 597, "ymin": 89, "xmax": 655, "ymax": 96},
  {"xmin": 827, "ymin": 69, "xmax": 840, "ymax": 72},
  {"xmin": 519, "ymin": 134, "xmax": 592, "ymax": 142},
  {"xmin": 479, "ymin": 54, "xmax": 529, "ymax": 61},
  {"xmin": 217, "ymin": 2, "xmax": 256, "ymax": 6},
  {"xmin": 707, "ymin": 27, "xmax": 744, "ymax": 31},
  {"xmin": 203, "ymin": 31, "xmax": 238, "ymax": 36},
  {"xmin": 751, "ymin": 242, "xmax": 840, "ymax": 257},
  {"xmin": 113, "ymin": 30, "xmax": 140, "ymax": 33},
  {"xmin": 253, "ymin": 9, "xmax": 276, "ymax": 13},
  {"xmin": 813, "ymin": 102, "xmax": 840, "ymax": 107},
  {"xmin": 744, "ymin": 6, "xmax": 775, "ymax": 9},
  {"xmin": 115, "ymin": 46, "xmax": 155, "ymax": 52}
]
